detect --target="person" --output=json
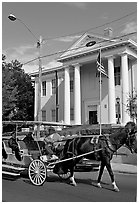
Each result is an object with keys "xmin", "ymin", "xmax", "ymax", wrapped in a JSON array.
[
  {"xmin": 8, "ymin": 131, "xmax": 19, "ymax": 152},
  {"xmin": 42, "ymin": 127, "xmax": 61, "ymax": 161},
  {"xmin": 44, "ymin": 127, "xmax": 62, "ymax": 148},
  {"xmin": 8, "ymin": 131, "xmax": 22, "ymax": 161},
  {"xmin": 23, "ymin": 132, "xmax": 34, "ymax": 145}
]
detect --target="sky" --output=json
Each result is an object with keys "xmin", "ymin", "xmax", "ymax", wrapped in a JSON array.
[{"xmin": 2, "ymin": 1, "xmax": 137, "ymax": 73}]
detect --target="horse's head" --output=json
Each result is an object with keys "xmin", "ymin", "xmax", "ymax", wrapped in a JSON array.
[{"xmin": 125, "ymin": 121, "xmax": 137, "ymax": 153}]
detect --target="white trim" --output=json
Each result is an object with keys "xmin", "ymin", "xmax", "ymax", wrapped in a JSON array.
[
  {"xmin": 58, "ymin": 39, "xmax": 136, "ymax": 62},
  {"xmin": 84, "ymin": 100, "xmax": 99, "ymax": 123},
  {"xmin": 2, "ymin": 171, "xmax": 20, "ymax": 176}
]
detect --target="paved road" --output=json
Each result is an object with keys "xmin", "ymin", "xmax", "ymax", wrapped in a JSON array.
[{"xmin": 2, "ymin": 171, "xmax": 137, "ymax": 202}]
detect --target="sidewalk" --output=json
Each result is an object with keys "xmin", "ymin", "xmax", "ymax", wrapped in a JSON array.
[{"xmin": 111, "ymin": 163, "xmax": 137, "ymax": 174}]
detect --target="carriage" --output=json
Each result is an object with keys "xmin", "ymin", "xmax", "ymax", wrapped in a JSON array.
[
  {"xmin": 2, "ymin": 121, "xmax": 100, "ymax": 186},
  {"xmin": 2, "ymin": 120, "xmax": 137, "ymax": 190}
]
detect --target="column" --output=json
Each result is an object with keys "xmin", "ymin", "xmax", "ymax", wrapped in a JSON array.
[
  {"xmin": 121, "ymin": 53, "xmax": 130, "ymax": 124},
  {"xmin": 108, "ymin": 56, "xmax": 116, "ymax": 124},
  {"xmin": 64, "ymin": 66, "xmax": 70, "ymax": 124},
  {"xmin": 74, "ymin": 63, "xmax": 81, "ymax": 125}
]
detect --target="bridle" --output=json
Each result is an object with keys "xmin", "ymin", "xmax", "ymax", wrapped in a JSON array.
[{"xmin": 125, "ymin": 130, "xmax": 137, "ymax": 153}]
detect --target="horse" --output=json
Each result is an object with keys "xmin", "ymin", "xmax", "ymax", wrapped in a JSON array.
[{"xmin": 53, "ymin": 121, "xmax": 137, "ymax": 192}]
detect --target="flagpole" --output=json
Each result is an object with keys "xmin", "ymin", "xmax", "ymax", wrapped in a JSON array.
[{"xmin": 99, "ymin": 48, "xmax": 102, "ymax": 135}]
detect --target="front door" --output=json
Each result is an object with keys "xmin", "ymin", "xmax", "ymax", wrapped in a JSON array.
[{"xmin": 89, "ymin": 111, "xmax": 98, "ymax": 124}]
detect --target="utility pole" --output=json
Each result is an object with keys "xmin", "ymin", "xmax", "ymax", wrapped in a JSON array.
[
  {"xmin": 8, "ymin": 14, "xmax": 43, "ymax": 139},
  {"xmin": 36, "ymin": 36, "xmax": 43, "ymax": 139},
  {"xmin": 55, "ymin": 70, "xmax": 59, "ymax": 122}
]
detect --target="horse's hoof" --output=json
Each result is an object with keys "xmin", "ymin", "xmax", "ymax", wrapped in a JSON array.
[
  {"xmin": 114, "ymin": 187, "xmax": 120, "ymax": 192},
  {"xmin": 96, "ymin": 183, "xmax": 102, "ymax": 188},
  {"xmin": 70, "ymin": 182, "xmax": 77, "ymax": 186}
]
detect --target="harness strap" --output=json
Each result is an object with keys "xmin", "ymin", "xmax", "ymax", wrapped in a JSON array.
[
  {"xmin": 99, "ymin": 135, "xmax": 116, "ymax": 153},
  {"xmin": 107, "ymin": 136, "xmax": 116, "ymax": 152},
  {"xmin": 66, "ymin": 139, "xmax": 77, "ymax": 158}
]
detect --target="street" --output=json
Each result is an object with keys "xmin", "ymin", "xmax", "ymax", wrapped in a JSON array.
[{"xmin": 2, "ymin": 171, "xmax": 137, "ymax": 202}]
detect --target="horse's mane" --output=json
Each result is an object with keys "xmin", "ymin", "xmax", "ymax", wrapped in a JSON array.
[{"xmin": 108, "ymin": 127, "xmax": 127, "ymax": 146}]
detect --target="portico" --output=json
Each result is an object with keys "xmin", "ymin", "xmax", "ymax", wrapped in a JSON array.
[
  {"xmin": 62, "ymin": 43, "xmax": 136, "ymax": 126},
  {"xmin": 32, "ymin": 32, "xmax": 137, "ymax": 126}
]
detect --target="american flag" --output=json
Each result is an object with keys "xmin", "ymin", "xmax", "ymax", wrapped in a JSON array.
[{"xmin": 96, "ymin": 50, "xmax": 108, "ymax": 77}]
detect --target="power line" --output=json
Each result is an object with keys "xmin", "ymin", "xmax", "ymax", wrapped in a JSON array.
[
  {"xmin": 23, "ymin": 31, "xmax": 137, "ymax": 66},
  {"xmin": 112, "ymin": 17, "xmax": 137, "ymax": 33},
  {"xmin": 21, "ymin": 10, "xmax": 137, "ymax": 66},
  {"xmin": 42, "ymin": 10, "xmax": 136, "ymax": 43}
]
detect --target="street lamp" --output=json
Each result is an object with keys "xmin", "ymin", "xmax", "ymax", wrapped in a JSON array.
[
  {"xmin": 116, "ymin": 97, "xmax": 120, "ymax": 124},
  {"xmin": 8, "ymin": 14, "xmax": 43, "ymax": 139},
  {"xmin": 8, "ymin": 14, "xmax": 16, "ymax": 21}
]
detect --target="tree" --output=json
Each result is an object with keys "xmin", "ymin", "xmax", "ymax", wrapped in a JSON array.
[
  {"xmin": 2, "ymin": 55, "xmax": 34, "ymax": 121},
  {"xmin": 127, "ymin": 90, "xmax": 137, "ymax": 123},
  {"xmin": 2, "ymin": 55, "xmax": 18, "ymax": 120}
]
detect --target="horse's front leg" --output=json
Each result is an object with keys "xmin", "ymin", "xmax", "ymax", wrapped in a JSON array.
[
  {"xmin": 69, "ymin": 166, "xmax": 77, "ymax": 186},
  {"xmin": 96, "ymin": 162, "xmax": 105, "ymax": 188},
  {"xmin": 105, "ymin": 162, "xmax": 119, "ymax": 192}
]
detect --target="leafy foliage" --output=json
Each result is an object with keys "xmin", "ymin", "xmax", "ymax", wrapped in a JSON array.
[
  {"xmin": 2, "ymin": 55, "xmax": 34, "ymax": 121},
  {"xmin": 127, "ymin": 90, "xmax": 137, "ymax": 123}
]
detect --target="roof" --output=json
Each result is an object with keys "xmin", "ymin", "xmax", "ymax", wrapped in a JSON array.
[
  {"xmin": 31, "ymin": 32, "xmax": 137, "ymax": 76},
  {"xmin": 57, "ymin": 32, "xmax": 137, "ymax": 62}
]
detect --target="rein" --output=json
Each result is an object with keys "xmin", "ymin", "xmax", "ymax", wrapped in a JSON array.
[{"xmin": 47, "ymin": 148, "xmax": 102, "ymax": 168}]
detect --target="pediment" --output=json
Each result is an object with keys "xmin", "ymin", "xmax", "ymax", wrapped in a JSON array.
[{"xmin": 59, "ymin": 32, "xmax": 109, "ymax": 59}]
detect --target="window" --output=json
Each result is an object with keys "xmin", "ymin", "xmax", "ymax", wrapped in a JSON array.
[
  {"xmin": 114, "ymin": 67, "xmax": 120, "ymax": 86},
  {"xmin": 42, "ymin": 110, "xmax": 46, "ymax": 121},
  {"xmin": 51, "ymin": 109, "xmax": 56, "ymax": 122},
  {"xmin": 70, "ymin": 80, "xmax": 74, "ymax": 92},
  {"xmin": 42, "ymin": 81, "xmax": 46, "ymax": 96},
  {"xmin": 70, "ymin": 108, "xmax": 74, "ymax": 120},
  {"xmin": 52, "ymin": 79, "xmax": 56, "ymax": 94}
]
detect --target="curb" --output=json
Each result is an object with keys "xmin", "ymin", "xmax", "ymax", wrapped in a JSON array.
[{"xmin": 111, "ymin": 163, "xmax": 137, "ymax": 174}]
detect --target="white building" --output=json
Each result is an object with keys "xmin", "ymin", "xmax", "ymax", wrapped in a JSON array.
[{"xmin": 31, "ymin": 30, "xmax": 137, "ymax": 126}]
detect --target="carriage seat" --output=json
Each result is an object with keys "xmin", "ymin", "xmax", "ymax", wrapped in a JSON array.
[
  {"xmin": 2, "ymin": 141, "xmax": 8, "ymax": 159},
  {"xmin": 3, "ymin": 140, "xmax": 13, "ymax": 154},
  {"xmin": 18, "ymin": 141, "xmax": 28, "ymax": 155}
]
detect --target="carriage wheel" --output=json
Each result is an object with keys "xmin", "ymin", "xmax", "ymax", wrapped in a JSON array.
[
  {"xmin": 58, "ymin": 169, "xmax": 72, "ymax": 180},
  {"xmin": 28, "ymin": 159, "xmax": 47, "ymax": 186}
]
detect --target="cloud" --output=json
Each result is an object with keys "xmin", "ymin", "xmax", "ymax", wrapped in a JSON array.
[
  {"xmin": 121, "ymin": 21, "xmax": 137, "ymax": 41},
  {"xmin": 44, "ymin": 60, "xmax": 63, "ymax": 69},
  {"xmin": 3, "ymin": 44, "xmax": 38, "ymax": 65},
  {"xmin": 24, "ymin": 60, "xmax": 63, "ymax": 74},
  {"xmin": 101, "ymin": 13, "xmax": 109, "ymax": 20},
  {"xmin": 121, "ymin": 21, "xmax": 137, "ymax": 34},
  {"xmin": 65, "ymin": 2, "xmax": 87, "ymax": 9},
  {"xmin": 14, "ymin": 45, "xmax": 36, "ymax": 55},
  {"xmin": 56, "ymin": 35, "xmax": 81, "ymax": 42}
]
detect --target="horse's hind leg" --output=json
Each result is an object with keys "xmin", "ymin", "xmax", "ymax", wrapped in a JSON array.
[
  {"xmin": 105, "ymin": 162, "xmax": 119, "ymax": 192},
  {"xmin": 69, "ymin": 166, "xmax": 77, "ymax": 186},
  {"xmin": 69, "ymin": 174, "xmax": 77, "ymax": 186},
  {"xmin": 96, "ymin": 162, "xmax": 105, "ymax": 188}
]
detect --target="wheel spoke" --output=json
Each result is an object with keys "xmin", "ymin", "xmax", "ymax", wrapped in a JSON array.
[
  {"xmin": 29, "ymin": 159, "xmax": 47, "ymax": 186},
  {"xmin": 38, "ymin": 174, "xmax": 44, "ymax": 183}
]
